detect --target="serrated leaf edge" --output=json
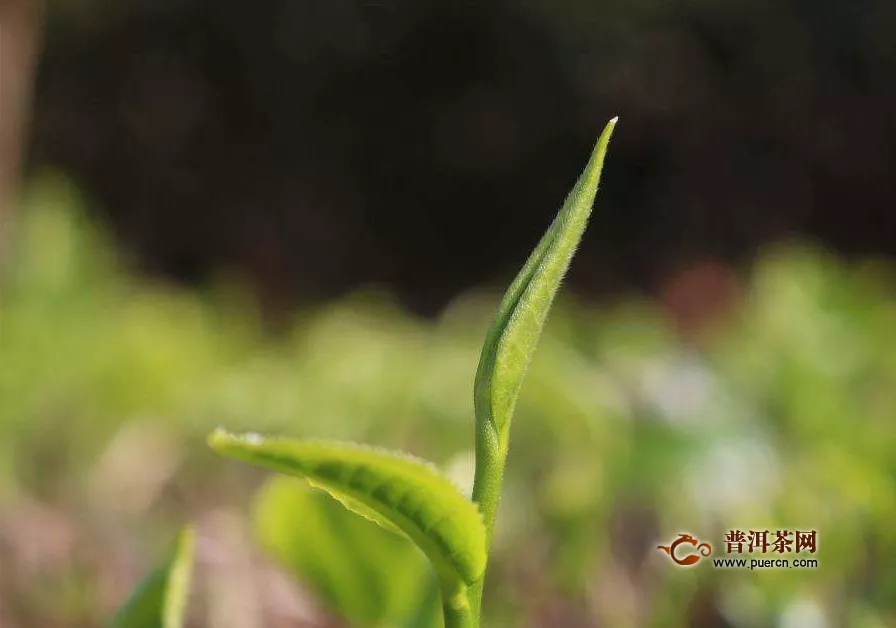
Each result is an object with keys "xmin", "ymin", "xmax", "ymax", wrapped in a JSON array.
[{"xmin": 208, "ymin": 429, "xmax": 487, "ymax": 586}]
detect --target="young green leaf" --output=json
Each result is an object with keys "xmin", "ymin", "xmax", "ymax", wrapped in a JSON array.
[
  {"xmin": 208, "ymin": 429, "xmax": 487, "ymax": 589},
  {"xmin": 471, "ymin": 118, "xmax": 617, "ymax": 571},
  {"xmin": 253, "ymin": 476, "xmax": 436, "ymax": 626},
  {"xmin": 109, "ymin": 526, "xmax": 195, "ymax": 628}
]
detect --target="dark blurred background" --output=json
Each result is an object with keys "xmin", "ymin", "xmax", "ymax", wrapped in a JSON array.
[{"xmin": 21, "ymin": 0, "xmax": 896, "ymax": 314}]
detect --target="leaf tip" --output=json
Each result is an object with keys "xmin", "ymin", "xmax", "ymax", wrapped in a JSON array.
[
  {"xmin": 580, "ymin": 116, "xmax": 618, "ymax": 189},
  {"xmin": 207, "ymin": 427, "xmax": 229, "ymax": 451},
  {"xmin": 599, "ymin": 116, "xmax": 618, "ymax": 146},
  {"xmin": 208, "ymin": 427, "xmax": 265, "ymax": 453},
  {"xmin": 179, "ymin": 525, "xmax": 197, "ymax": 550},
  {"xmin": 177, "ymin": 524, "xmax": 196, "ymax": 545}
]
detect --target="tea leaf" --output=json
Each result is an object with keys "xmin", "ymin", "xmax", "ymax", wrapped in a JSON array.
[
  {"xmin": 109, "ymin": 526, "xmax": 195, "ymax": 628},
  {"xmin": 253, "ymin": 476, "xmax": 436, "ymax": 626},
  {"xmin": 472, "ymin": 118, "xmax": 617, "ymax": 547},
  {"xmin": 209, "ymin": 429, "xmax": 487, "ymax": 587}
]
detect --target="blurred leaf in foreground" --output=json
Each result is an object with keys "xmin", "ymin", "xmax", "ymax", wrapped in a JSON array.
[
  {"xmin": 109, "ymin": 526, "xmax": 195, "ymax": 628},
  {"xmin": 254, "ymin": 475, "xmax": 439, "ymax": 627}
]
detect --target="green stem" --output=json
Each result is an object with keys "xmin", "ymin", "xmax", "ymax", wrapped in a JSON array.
[
  {"xmin": 442, "ymin": 583, "xmax": 476, "ymax": 628},
  {"xmin": 468, "ymin": 416, "xmax": 508, "ymax": 619},
  {"xmin": 465, "ymin": 118, "xmax": 618, "ymax": 623}
]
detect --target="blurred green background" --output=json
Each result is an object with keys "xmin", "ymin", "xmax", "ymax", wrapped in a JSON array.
[
  {"xmin": 1, "ymin": 177, "xmax": 894, "ymax": 627},
  {"xmin": 2, "ymin": 0, "xmax": 896, "ymax": 626}
]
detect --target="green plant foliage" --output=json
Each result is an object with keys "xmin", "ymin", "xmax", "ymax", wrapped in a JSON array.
[
  {"xmin": 15, "ymin": 122, "xmax": 896, "ymax": 628},
  {"xmin": 253, "ymin": 476, "xmax": 440, "ymax": 627},
  {"xmin": 109, "ymin": 526, "xmax": 195, "ymax": 628},
  {"xmin": 207, "ymin": 119, "xmax": 618, "ymax": 628},
  {"xmin": 209, "ymin": 430, "xmax": 487, "ymax": 589},
  {"xmin": 467, "ymin": 118, "xmax": 616, "ymax": 615},
  {"xmin": 475, "ymin": 117, "xmax": 618, "ymax": 451}
]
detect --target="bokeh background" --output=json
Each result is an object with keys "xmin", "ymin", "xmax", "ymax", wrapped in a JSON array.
[{"xmin": 1, "ymin": 0, "xmax": 895, "ymax": 626}]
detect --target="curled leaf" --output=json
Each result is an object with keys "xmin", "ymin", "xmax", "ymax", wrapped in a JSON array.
[
  {"xmin": 209, "ymin": 429, "xmax": 487, "ymax": 587},
  {"xmin": 475, "ymin": 118, "xmax": 617, "ymax": 450},
  {"xmin": 470, "ymin": 119, "xmax": 617, "ymax": 563}
]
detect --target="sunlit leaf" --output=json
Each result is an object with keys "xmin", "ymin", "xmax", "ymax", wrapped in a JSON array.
[
  {"xmin": 475, "ymin": 117, "xmax": 617, "ymax": 451},
  {"xmin": 109, "ymin": 526, "xmax": 195, "ymax": 628},
  {"xmin": 472, "ymin": 118, "xmax": 617, "ymax": 546},
  {"xmin": 209, "ymin": 429, "xmax": 487, "ymax": 587}
]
